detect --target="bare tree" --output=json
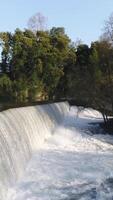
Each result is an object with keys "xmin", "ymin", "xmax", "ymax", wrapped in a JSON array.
[
  {"xmin": 28, "ymin": 12, "xmax": 47, "ymax": 33},
  {"xmin": 100, "ymin": 12, "xmax": 113, "ymax": 113},
  {"xmin": 101, "ymin": 12, "xmax": 113, "ymax": 43},
  {"xmin": 75, "ymin": 38, "xmax": 83, "ymax": 48}
]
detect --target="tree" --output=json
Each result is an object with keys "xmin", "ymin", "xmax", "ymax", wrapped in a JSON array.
[
  {"xmin": 0, "ymin": 32, "xmax": 13, "ymax": 74},
  {"xmin": 56, "ymin": 44, "xmax": 76, "ymax": 99},
  {"xmin": 49, "ymin": 27, "xmax": 74, "ymax": 99},
  {"xmin": 0, "ymin": 27, "xmax": 71, "ymax": 101},
  {"xmin": 102, "ymin": 12, "xmax": 113, "ymax": 42},
  {"xmin": 90, "ymin": 41, "xmax": 113, "ymax": 122},
  {"xmin": 76, "ymin": 44, "xmax": 90, "ymax": 67},
  {"xmin": 28, "ymin": 12, "xmax": 47, "ymax": 33},
  {"xmin": 0, "ymin": 74, "xmax": 12, "ymax": 100},
  {"xmin": 88, "ymin": 44, "xmax": 102, "ymax": 107},
  {"xmin": 100, "ymin": 14, "xmax": 113, "ymax": 113}
]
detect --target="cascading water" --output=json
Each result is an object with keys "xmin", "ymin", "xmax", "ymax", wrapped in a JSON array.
[
  {"xmin": 0, "ymin": 102, "xmax": 69, "ymax": 200},
  {"xmin": 7, "ymin": 105, "xmax": 113, "ymax": 200},
  {"xmin": 0, "ymin": 102, "xmax": 113, "ymax": 200}
]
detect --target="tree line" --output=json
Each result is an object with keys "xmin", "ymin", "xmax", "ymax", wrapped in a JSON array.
[{"xmin": 0, "ymin": 13, "xmax": 113, "ymax": 119}]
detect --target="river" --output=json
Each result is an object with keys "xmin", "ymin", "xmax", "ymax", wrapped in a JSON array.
[{"xmin": 7, "ymin": 106, "xmax": 113, "ymax": 200}]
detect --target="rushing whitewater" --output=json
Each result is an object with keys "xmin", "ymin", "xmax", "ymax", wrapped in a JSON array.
[
  {"xmin": 7, "ymin": 105, "xmax": 113, "ymax": 200},
  {"xmin": 0, "ymin": 102, "xmax": 69, "ymax": 200},
  {"xmin": 0, "ymin": 102, "xmax": 113, "ymax": 200}
]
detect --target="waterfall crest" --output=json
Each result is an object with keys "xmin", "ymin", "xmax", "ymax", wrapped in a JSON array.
[{"xmin": 0, "ymin": 102, "xmax": 69, "ymax": 200}]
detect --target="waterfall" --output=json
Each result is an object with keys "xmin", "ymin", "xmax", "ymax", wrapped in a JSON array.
[{"xmin": 0, "ymin": 102, "xmax": 69, "ymax": 200}]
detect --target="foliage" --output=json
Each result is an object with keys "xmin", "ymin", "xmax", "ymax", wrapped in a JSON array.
[
  {"xmin": 0, "ymin": 27, "xmax": 70, "ymax": 102},
  {"xmin": 0, "ymin": 22, "xmax": 113, "ymax": 119}
]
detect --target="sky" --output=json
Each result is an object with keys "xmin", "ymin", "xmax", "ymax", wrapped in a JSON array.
[{"xmin": 0, "ymin": 0, "xmax": 113, "ymax": 45}]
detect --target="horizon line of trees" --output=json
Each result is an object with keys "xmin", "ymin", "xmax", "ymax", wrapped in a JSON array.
[{"xmin": 1, "ymin": 13, "xmax": 113, "ymax": 120}]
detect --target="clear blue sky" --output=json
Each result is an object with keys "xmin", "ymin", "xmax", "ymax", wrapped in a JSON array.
[{"xmin": 0, "ymin": 0, "xmax": 113, "ymax": 45}]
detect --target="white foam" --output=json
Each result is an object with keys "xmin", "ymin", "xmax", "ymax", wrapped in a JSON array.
[{"xmin": 7, "ymin": 106, "xmax": 113, "ymax": 200}]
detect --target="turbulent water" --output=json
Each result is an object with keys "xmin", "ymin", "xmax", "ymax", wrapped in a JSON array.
[
  {"xmin": 0, "ymin": 102, "xmax": 69, "ymax": 200},
  {"xmin": 0, "ymin": 102, "xmax": 113, "ymax": 200}
]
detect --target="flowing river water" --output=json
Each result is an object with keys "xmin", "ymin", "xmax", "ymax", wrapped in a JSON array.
[{"xmin": 6, "ymin": 106, "xmax": 113, "ymax": 200}]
